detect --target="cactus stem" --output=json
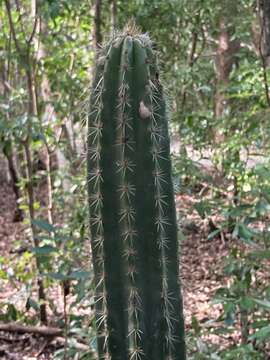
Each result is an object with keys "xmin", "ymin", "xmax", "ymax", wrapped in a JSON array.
[
  {"xmin": 118, "ymin": 183, "xmax": 136, "ymax": 200},
  {"xmin": 88, "ymin": 125, "xmax": 103, "ymax": 143},
  {"xmin": 89, "ymin": 193, "xmax": 103, "ymax": 211},
  {"xmin": 116, "ymin": 159, "xmax": 135, "ymax": 174},
  {"xmin": 88, "ymin": 168, "xmax": 103, "ymax": 188},
  {"xmin": 119, "ymin": 207, "xmax": 135, "ymax": 223},
  {"xmin": 88, "ymin": 30, "xmax": 186, "ymax": 359},
  {"xmin": 129, "ymin": 348, "xmax": 144, "ymax": 360}
]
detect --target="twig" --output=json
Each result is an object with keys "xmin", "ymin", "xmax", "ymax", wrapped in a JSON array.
[
  {"xmin": 63, "ymin": 281, "xmax": 69, "ymax": 360},
  {"xmin": 36, "ymin": 339, "xmax": 49, "ymax": 357},
  {"xmin": 4, "ymin": 0, "xmax": 22, "ymax": 54},
  {"xmin": 27, "ymin": 15, "xmax": 38, "ymax": 46}
]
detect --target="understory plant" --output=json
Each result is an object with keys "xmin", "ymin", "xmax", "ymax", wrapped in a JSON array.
[{"xmin": 87, "ymin": 25, "xmax": 186, "ymax": 360}]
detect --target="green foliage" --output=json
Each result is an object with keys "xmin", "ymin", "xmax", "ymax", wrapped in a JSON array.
[{"xmin": 1, "ymin": 0, "xmax": 270, "ymax": 358}]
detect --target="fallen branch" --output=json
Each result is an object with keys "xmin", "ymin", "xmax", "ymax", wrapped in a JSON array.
[{"xmin": 0, "ymin": 323, "xmax": 62, "ymax": 337}]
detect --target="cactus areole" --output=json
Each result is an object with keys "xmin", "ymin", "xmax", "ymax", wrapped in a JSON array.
[{"xmin": 87, "ymin": 27, "xmax": 186, "ymax": 360}]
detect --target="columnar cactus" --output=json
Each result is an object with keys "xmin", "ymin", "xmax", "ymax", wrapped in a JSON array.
[{"xmin": 87, "ymin": 25, "xmax": 186, "ymax": 360}]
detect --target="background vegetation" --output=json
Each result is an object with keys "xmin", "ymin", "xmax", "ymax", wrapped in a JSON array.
[{"xmin": 0, "ymin": 0, "xmax": 270, "ymax": 359}]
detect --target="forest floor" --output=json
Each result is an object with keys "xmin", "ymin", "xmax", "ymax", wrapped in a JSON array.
[{"xmin": 0, "ymin": 160, "xmax": 240, "ymax": 359}]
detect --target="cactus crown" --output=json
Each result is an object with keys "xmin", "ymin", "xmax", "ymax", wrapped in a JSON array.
[{"xmin": 87, "ymin": 28, "xmax": 186, "ymax": 360}]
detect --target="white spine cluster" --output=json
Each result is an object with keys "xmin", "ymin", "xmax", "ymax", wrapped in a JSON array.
[
  {"xmin": 116, "ymin": 56, "xmax": 143, "ymax": 360},
  {"xmin": 149, "ymin": 76, "xmax": 176, "ymax": 357}
]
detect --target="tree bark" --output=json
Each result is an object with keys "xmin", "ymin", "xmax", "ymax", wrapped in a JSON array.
[
  {"xmin": 258, "ymin": 0, "xmax": 270, "ymax": 63},
  {"xmin": 214, "ymin": 18, "xmax": 240, "ymax": 122},
  {"xmin": 3, "ymin": 147, "xmax": 23, "ymax": 221},
  {"xmin": 93, "ymin": 0, "xmax": 102, "ymax": 50},
  {"xmin": 214, "ymin": 3, "xmax": 241, "ymax": 232},
  {"xmin": 35, "ymin": 16, "xmax": 56, "ymax": 225},
  {"xmin": 110, "ymin": 0, "xmax": 117, "ymax": 32},
  {"xmin": 257, "ymin": 0, "xmax": 270, "ymax": 105}
]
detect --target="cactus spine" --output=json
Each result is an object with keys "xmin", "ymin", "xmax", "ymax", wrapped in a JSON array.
[{"xmin": 87, "ymin": 27, "xmax": 186, "ymax": 360}]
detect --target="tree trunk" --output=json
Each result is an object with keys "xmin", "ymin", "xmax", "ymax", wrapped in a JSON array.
[
  {"xmin": 110, "ymin": 0, "xmax": 117, "ymax": 32},
  {"xmin": 93, "ymin": 0, "xmax": 102, "ymax": 50},
  {"xmin": 214, "ymin": 18, "xmax": 240, "ymax": 122},
  {"xmin": 214, "ymin": 3, "xmax": 241, "ymax": 232},
  {"xmin": 257, "ymin": 0, "xmax": 270, "ymax": 105},
  {"xmin": 3, "ymin": 147, "xmax": 24, "ymax": 221},
  {"xmin": 35, "ymin": 17, "xmax": 56, "ymax": 225},
  {"xmin": 23, "ymin": 136, "xmax": 47, "ymax": 324},
  {"xmin": 259, "ymin": 0, "xmax": 270, "ymax": 65}
]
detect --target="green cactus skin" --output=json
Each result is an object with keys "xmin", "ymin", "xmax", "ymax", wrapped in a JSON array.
[{"xmin": 87, "ymin": 28, "xmax": 186, "ymax": 360}]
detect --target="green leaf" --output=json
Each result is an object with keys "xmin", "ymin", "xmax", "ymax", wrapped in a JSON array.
[
  {"xmin": 26, "ymin": 297, "xmax": 40, "ymax": 311},
  {"xmin": 224, "ymin": 303, "xmax": 236, "ymax": 326},
  {"xmin": 255, "ymin": 199, "xmax": 270, "ymax": 216},
  {"xmin": 226, "ymin": 204, "xmax": 253, "ymax": 217},
  {"xmin": 31, "ymin": 245, "xmax": 58, "ymax": 255},
  {"xmin": 249, "ymin": 325, "xmax": 270, "ymax": 341},
  {"xmin": 68, "ymin": 271, "xmax": 92, "ymax": 280},
  {"xmin": 32, "ymin": 219, "xmax": 56, "ymax": 233},
  {"xmin": 239, "ymin": 296, "xmax": 254, "ymax": 311},
  {"xmin": 208, "ymin": 229, "xmax": 221, "ymax": 240},
  {"xmin": 233, "ymin": 223, "xmax": 257, "ymax": 245},
  {"xmin": 254, "ymin": 164, "xmax": 270, "ymax": 178},
  {"xmin": 7, "ymin": 304, "xmax": 17, "ymax": 321},
  {"xmin": 249, "ymin": 250, "xmax": 270, "ymax": 260},
  {"xmin": 251, "ymin": 320, "xmax": 269, "ymax": 329},
  {"xmin": 194, "ymin": 201, "xmax": 209, "ymax": 218},
  {"xmin": 178, "ymin": 230, "xmax": 185, "ymax": 243},
  {"xmin": 191, "ymin": 315, "xmax": 201, "ymax": 335},
  {"xmin": 253, "ymin": 298, "xmax": 270, "ymax": 309},
  {"xmin": 44, "ymin": 272, "xmax": 69, "ymax": 281}
]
